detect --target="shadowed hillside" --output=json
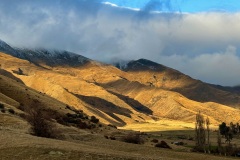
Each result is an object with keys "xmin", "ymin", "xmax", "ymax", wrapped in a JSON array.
[{"xmin": 120, "ymin": 59, "xmax": 240, "ymax": 108}]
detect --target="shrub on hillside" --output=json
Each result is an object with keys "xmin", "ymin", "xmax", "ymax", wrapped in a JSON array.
[
  {"xmin": 27, "ymin": 106, "xmax": 58, "ymax": 139},
  {"xmin": 109, "ymin": 136, "xmax": 116, "ymax": 140},
  {"xmin": 151, "ymin": 139, "xmax": 159, "ymax": 143},
  {"xmin": 122, "ymin": 133, "xmax": 144, "ymax": 144},
  {"xmin": 77, "ymin": 120, "xmax": 89, "ymax": 129},
  {"xmin": 0, "ymin": 103, "xmax": 4, "ymax": 109},
  {"xmin": 90, "ymin": 116, "xmax": 99, "ymax": 123},
  {"xmin": 155, "ymin": 141, "xmax": 172, "ymax": 149},
  {"xmin": 104, "ymin": 135, "xmax": 109, "ymax": 139},
  {"xmin": 8, "ymin": 108, "xmax": 15, "ymax": 114}
]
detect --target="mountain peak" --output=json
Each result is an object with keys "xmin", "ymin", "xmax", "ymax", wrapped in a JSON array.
[
  {"xmin": 15, "ymin": 48, "xmax": 90, "ymax": 66},
  {"xmin": 0, "ymin": 39, "xmax": 90, "ymax": 67},
  {"xmin": 0, "ymin": 39, "xmax": 26, "ymax": 60},
  {"xmin": 123, "ymin": 58, "xmax": 168, "ymax": 72},
  {"xmin": 0, "ymin": 39, "xmax": 12, "ymax": 49},
  {"xmin": 0, "ymin": 39, "xmax": 6, "ymax": 45},
  {"xmin": 0, "ymin": 39, "xmax": 17, "ymax": 55}
]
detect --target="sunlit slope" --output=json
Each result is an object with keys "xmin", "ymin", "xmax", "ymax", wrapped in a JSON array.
[
  {"xmin": 1, "ymin": 51, "xmax": 240, "ymax": 127},
  {"xmin": 0, "ymin": 72, "xmax": 70, "ymax": 133},
  {"xmin": 0, "ymin": 72, "xmax": 68, "ymax": 114},
  {"xmin": 0, "ymin": 52, "xmax": 152, "ymax": 125},
  {"xmin": 102, "ymin": 79, "xmax": 240, "ymax": 125},
  {"xmin": 122, "ymin": 59, "xmax": 240, "ymax": 108}
]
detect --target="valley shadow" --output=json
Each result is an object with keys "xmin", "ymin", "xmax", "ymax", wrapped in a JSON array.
[
  {"xmin": 74, "ymin": 94, "xmax": 133, "ymax": 126},
  {"xmin": 0, "ymin": 69, "xmax": 25, "ymax": 84},
  {"xmin": 108, "ymin": 90, "xmax": 153, "ymax": 115},
  {"xmin": 85, "ymin": 106, "xmax": 125, "ymax": 126}
]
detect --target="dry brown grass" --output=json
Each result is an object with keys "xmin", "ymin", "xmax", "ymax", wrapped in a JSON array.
[{"xmin": 0, "ymin": 125, "xmax": 237, "ymax": 160}]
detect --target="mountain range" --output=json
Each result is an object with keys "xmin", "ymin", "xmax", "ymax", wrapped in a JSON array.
[{"xmin": 1, "ymin": 39, "xmax": 240, "ymax": 127}]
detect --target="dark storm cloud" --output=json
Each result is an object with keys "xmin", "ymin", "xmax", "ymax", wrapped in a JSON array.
[{"xmin": 0, "ymin": 0, "xmax": 240, "ymax": 86}]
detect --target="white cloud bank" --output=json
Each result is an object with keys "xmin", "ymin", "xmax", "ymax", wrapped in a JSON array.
[
  {"xmin": 0, "ymin": 0, "xmax": 240, "ymax": 86},
  {"xmin": 161, "ymin": 46, "xmax": 240, "ymax": 85}
]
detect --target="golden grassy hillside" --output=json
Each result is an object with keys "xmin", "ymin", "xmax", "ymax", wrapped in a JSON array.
[
  {"xmin": 0, "ymin": 71, "xmax": 74, "ymax": 118},
  {"xmin": 0, "ymin": 52, "xmax": 151, "ymax": 126},
  {"xmin": 124, "ymin": 59, "xmax": 240, "ymax": 108},
  {"xmin": 1, "ymin": 51, "xmax": 240, "ymax": 129},
  {"xmin": 103, "ymin": 79, "xmax": 240, "ymax": 125}
]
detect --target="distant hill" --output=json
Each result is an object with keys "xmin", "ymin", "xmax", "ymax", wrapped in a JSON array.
[{"xmin": 119, "ymin": 58, "xmax": 240, "ymax": 108}]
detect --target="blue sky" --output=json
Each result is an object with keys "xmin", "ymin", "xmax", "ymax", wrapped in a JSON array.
[
  {"xmin": 103, "ymin": 0, "xmax": 240, "ymax": 13},
  {"xmin": 0, "ymin": 0, "xmax": 240, "ymax": 86}
]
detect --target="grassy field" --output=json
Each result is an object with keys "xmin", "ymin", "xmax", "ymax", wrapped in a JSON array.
[
  {"xmin": 0, "ymin": 130, "xmax": 237, "ymax": 160},
  {"xmin": 0, "ymin": 116, "xmax": 239, "ymax": 160},
  {"xmin": 119, "ymin": 119, "xmax": 240, "ymax": 158},
  {"xmin": 118, "ymin": 119, "xmax": 197, "ymax": 132}
]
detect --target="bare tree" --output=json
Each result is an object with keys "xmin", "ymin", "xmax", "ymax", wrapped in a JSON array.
[
  {"xmin": 206, "ymin": 117, "xmax": 210, "ymax": 152},
  {"xmin": 25, "ymin": 100, "xmax": 59, "ymax": 139},
  {"xmin": 195, "ymin": 111, "xmax": 206, "ymax": 152}
]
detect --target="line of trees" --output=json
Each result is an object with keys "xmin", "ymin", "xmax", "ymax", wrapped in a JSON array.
[
  {"xmin": 219, "ymin": 122, "xmax": 240, "ymax": 144},
  {"xmin": 195, "ymin": 111, "xmax": 240, "ymax": 156}
]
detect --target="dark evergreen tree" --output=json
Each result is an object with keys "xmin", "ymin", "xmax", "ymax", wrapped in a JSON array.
[{"xmin": 219, "ymin": 122, "xmax": 227, "ymax": 136}]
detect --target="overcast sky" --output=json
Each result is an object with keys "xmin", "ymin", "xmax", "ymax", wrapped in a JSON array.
[{"xmin": 0, "ymin": 0, "xmax": 240, "ymax": 86}]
